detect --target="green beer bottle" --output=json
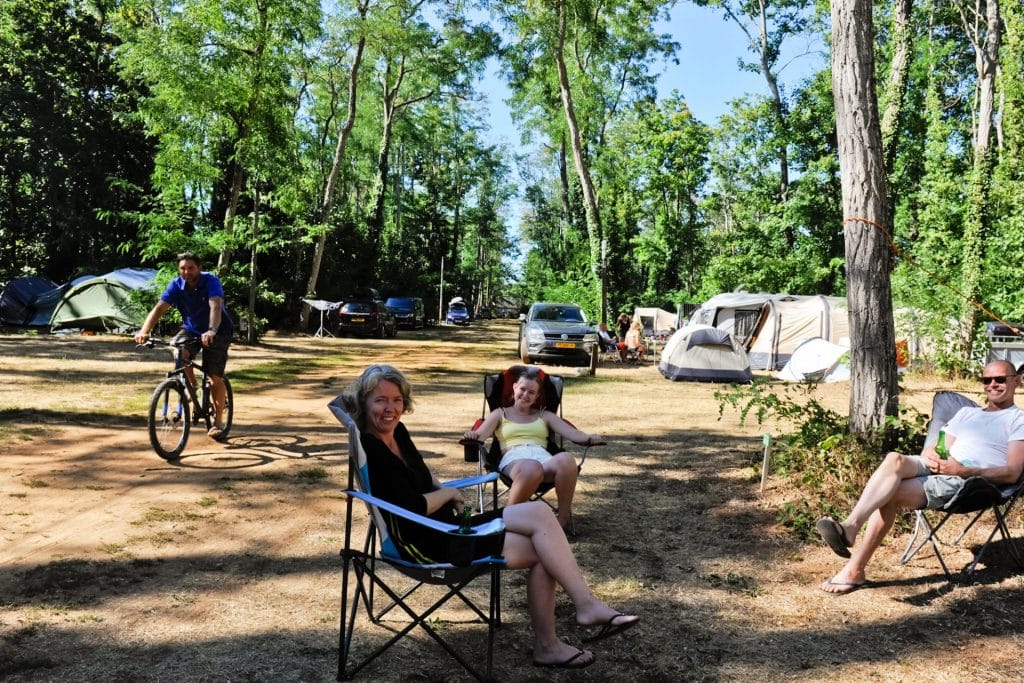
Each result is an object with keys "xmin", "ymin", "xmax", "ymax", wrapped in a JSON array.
[
  {"xmin": 935, "ymin": 428, "xmax": 948, "ymax": 459},
  {"xmin": 457, "ymin": 505, "xmax": 473, "ymax": 534}
]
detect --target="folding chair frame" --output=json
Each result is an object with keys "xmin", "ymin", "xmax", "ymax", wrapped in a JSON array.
[
  {"xmin": 900, "ymin": 475, "xmax": 1024, "ymax": 582},
  {"xmin": 330, "ymin": 396, "xmax": 505, "ymax": 682}
]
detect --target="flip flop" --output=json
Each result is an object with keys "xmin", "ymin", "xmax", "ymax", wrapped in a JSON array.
[
  {"xmin": 533, "ymin": 648, "xmax": 595, "ymax": 669},
  {"xmin": 820, "ymin": 578, "xmax": 869, "ymax": 595},
  {"xmin": 815, "ymin": 517, "xmax": 852, "ymax": 558},
  {"xmin": 582, "ymin": 613, "xmax": 639, "ymax": 643}
]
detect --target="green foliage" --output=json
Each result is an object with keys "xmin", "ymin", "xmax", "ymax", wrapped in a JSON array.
[
  {"xmin": 715, "ymin": 380, "xmax": 928, "ymax": 539},
  {"xmin": 0, "ymin": 0, "xmax": 153, "ymax": 281}
]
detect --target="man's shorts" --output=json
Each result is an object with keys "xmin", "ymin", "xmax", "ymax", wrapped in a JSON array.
[
  {"xmin": 907, "ymin": 455, "xmax": 967, "ymax": 509},
  {"xmin": 170, "ymin": 329, "xmax": 231, "ymax": 377}
]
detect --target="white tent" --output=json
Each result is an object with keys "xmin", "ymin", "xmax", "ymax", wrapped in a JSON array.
[
  {"xmin": 659, "ymin": 324, "xmax": 752, "ymax": 383},
  {"xmin": 632, "ymin": 307, "xmax": 678, "ymax": 334},
  {"xmin": 776, "ymin": 337, "xmax": 850, "ymax": 383},
  {"xmin": 689, "ymin": 292, "xmax": 849, "ymax": 370}
]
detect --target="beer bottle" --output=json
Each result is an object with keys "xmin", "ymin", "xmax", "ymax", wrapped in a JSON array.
[
  {"xmin": 935, "ymin": 429, "xmax": 948, "ymax": 459},
  {"xmin": 458, "ymin": 505, "xmax": 473, "ymax": 534}
]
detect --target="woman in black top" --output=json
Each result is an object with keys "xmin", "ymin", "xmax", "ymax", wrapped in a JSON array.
[
  {"xmin": 615, "ymin": 312, "xmax": 631, "ymax": 340},
  {"xmin": 345, "ymin": 364, "xmax": 639, "ymax": 670}
]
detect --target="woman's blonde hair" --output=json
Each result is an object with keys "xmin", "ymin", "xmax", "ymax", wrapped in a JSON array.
[{"xmin": 342, "ymin": 364, "xmax": 414, "ymax": 430}]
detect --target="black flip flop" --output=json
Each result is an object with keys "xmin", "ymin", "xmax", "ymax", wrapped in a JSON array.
[
  {"xmin": 816, "ymin": 517, "xmax": 852, "ymax": 558},
  {"xmin": 582, "ymin": 613, "xmax": 639, "ymax": 643},
  {"xmin": 533, "ymin": 648, "xmax": 595, "ymax": 669}
]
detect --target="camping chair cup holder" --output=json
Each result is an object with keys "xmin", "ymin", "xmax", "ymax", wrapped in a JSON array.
[
  {"xmin": 898, "ymin": 391, "xmax": 1024, "ymax": 583},
  {"xmin": 329, "ymin": 395, "xmax": 507, "ymax": 682}
]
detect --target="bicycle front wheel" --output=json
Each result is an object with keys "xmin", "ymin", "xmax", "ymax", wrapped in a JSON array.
[
  {"xmin": 148, "ymin": 378, "xmax": 190, "ymax": 460},
  {"xmin": 201, "ymin": 376, "xmax": 234, "ymax": 441}
]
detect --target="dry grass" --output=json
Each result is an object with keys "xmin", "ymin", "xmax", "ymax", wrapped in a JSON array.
[{"xmin": 1, "ymin": 323, "xmax": 1023, "ymax": 682}]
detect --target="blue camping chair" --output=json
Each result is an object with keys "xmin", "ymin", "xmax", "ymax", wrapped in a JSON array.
[
  {"xmin": 329, "ymin": 395, "xmax": 506, "ymax": 681},
  {"xmin": 900, "ymin": 391, "xmax": 1024, "ymax": 582}
]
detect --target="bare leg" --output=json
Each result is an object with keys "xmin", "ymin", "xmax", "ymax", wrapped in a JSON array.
[
  {"xmin": 542, "ymin": 452, "xmax": 578, "ymax": 527},
  {"xmin": 839, "ymin": 452, "xmax": 925, "ymax": 545},
  {"xmin": 821, "ymin": 476, "xmax": 927, "ymax": 593},
  {"xmin": 208, "ymin": 374, "xmax": 227, "ymax": 426},
  {"xmin": 504, "ymin": 460, "xmax": 544, "ymax": 505},
  {"xmin": 525, "ymin": 562, "xmax": 595, "ymax": 666},
  {"xmin": 501, "ymin": 501, "xmax": 638, "ymax": 628}
]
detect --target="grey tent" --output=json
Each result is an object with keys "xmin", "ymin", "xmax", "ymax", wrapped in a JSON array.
[
  {"xmin": 659, "ymin": 324, "xmax": 752, "ymax": 383},
  {"xmin": 49, "ymin": 268, "xmax": 157, "ymax": 331},
  {"xmin": 0, "ymin": 276, "xmax": 60, "ymax": 326}
]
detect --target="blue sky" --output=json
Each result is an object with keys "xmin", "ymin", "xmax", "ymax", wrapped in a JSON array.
[{"xmin": 478, "ymin": 3, "xmax": 827, "ymax": 148}]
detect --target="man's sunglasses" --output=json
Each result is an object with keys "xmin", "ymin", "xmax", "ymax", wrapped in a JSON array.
[{"xmin": 981, "ymin": 375, "xmax": 1011, "ymax": 385}]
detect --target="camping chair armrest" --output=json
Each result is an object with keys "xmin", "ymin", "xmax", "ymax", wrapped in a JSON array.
[
  {"xmin": 344, "ymin": 489, "xmax": 503, "ymax": 537},
  {"xmin": 568, "ymin": 429, "xmax": 604, "ymax": 469},
  {"xmin": 442, "ymin": 472, "xmax": 499, "ymax": 489}
]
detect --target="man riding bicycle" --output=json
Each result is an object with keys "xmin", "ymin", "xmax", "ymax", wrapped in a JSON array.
[{"xmin": 135, "ymin": 252, "xmax": 234, "ymax": 439}]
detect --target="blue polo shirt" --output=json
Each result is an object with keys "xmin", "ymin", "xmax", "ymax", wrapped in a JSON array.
[{"xmin": 160, "ymin": 272, "xmax": 234, "ymax": 336}]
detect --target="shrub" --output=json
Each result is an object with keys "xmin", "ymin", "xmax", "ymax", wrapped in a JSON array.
[{"xmin": 716, "ymin": 380, "xmax": 927, "ymax": 540}]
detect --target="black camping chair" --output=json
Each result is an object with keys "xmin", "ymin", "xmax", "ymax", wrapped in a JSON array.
[
  {"xmin": 329, "ymin": 395, "xmax": 506, "ymax": 682},
  {"xmin": 899, "ymin": 391, "xmax": 1024, "ymax": 582},
  {"xmin": 462, "ymin": 365, "xmax": 599, "ymax": 535}
]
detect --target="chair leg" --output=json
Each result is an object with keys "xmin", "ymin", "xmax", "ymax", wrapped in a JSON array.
[{"xmin": 900, "ymin": 510, "xmax": 955, "ymax": 583}]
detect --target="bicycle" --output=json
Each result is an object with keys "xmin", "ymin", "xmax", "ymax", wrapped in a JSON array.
[{"xmin": 141, "ymin": 337, "xmax": 234, "ymax": 460}]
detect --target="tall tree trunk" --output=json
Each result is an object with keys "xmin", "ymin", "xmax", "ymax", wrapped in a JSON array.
[
  {"xmin": 958, "ymin": 0, "xmax": 1002, "ymax": 359},
  {"xmin": 554, "ymin": 1, "xmax": 603, "ymax": 300},
  {"xmin": 217, "ymin": 151, "xmax": 245, "ymax": 274},
  {"xmin": 880, "ymin": 0, "xmax": 914, "ymax": 175},
  {"xmin": 832, "ymin": 0, "xmax": 899, "ymax": 435},
  {"xmin": 299, "ymin": 0, "xmax": 369, "ymax": 328},
  {"xmin": 557, "ymin": 134, "xmax": 572, "ymax": 231},
  {"xmin": 367, "ymin": 102, "xmax": 396, "ymax": 279},
  {"xmin": 247, "ymin": 185, "xmax": 260, "ymax": 345}
]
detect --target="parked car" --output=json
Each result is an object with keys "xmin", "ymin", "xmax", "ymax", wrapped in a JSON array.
[
  {"xmin": 334, "ymin": 298, "xmax": 397, "ymax": 338},
  {"xmin": 445, "ymin": 299, "xmax": 471, "ymax": 325},
  {"xmin": 385, "ymin": 296, "xmax": 425, "ymax": 329},
  {"xmin": 518, "ymin": 302, "xmax": 599, "ymax": 374},
  {"xmin": 475, "ymin": 307, "xmax": 493, "ymax": 320}
]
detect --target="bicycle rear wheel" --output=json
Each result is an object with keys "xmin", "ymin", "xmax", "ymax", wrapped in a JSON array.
[
  {"xmin": 201, "ymin": 376, "xmax": 233, "ymax": 441},
  {"xmin": 148, "ymin": 378, "xmax": 190, "ymax": 460}
]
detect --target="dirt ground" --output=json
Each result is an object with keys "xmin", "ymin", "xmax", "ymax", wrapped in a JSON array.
[{"xmin": 2, "ymin": 320, "xmax": 1023, "ymax": 682}]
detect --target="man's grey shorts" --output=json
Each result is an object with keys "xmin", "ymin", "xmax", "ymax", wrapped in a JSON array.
[{"xmin": 908, "ymin": 455, "xmax": 966, "ymax": 509}]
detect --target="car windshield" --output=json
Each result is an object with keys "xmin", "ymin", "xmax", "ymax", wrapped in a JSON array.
[
  {"xmin": 342, "ymin": 302, "xmax": 373, "ymax": 313},
  {"xmin": 450, "ymin": 303, "xmax": 467, "ymax": 312},
  {"xmin": 387, "ymin": 298, "xmax": 413, "ymax": 309},
  {"xmin": 533, "ymin": 306, "xmax": 584, "ymax": 322}
]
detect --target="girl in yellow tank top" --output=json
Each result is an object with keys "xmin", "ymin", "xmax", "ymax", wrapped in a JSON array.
[{"xmin": 464, "ymin": 367, "xmax": 602, "ymax": 529}]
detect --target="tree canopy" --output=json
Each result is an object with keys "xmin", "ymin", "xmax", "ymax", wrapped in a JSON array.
[{"xmin": 3, "ymin": 0, "xmax": 1024, "ymax": 391}]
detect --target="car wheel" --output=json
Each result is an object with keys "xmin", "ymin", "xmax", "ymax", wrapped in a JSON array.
[{"xmin": 519, "ymin": 337, "xmax": 531, "ymax": 364}]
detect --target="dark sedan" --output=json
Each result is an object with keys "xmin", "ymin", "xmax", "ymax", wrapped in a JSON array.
[{"xmin": 334, "ymin": 300, "xmax": 397, "ymax": 338}]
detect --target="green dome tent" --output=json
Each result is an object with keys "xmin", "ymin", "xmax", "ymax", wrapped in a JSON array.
[{"xmin": 49, "ymin": 268, "xmax": 157, "ymax": 332}]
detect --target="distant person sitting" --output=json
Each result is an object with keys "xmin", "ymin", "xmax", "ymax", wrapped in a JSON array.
[
  {"xmin": 624, "ymin": 321, "xmax": 645, "ymax": 361},
  {"xmin": 597, "ymin": 323, "xmax": 626, "ymax": 361}
]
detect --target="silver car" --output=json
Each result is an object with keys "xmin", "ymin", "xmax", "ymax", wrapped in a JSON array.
[{"xmin": 518, "ymin": 302, "xmax": 599, "ymax": 375}]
